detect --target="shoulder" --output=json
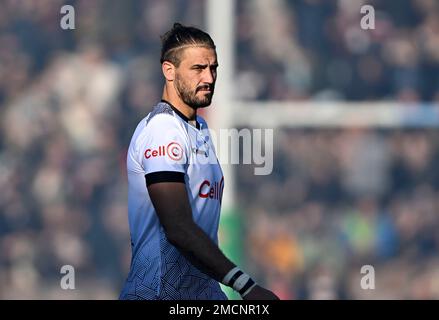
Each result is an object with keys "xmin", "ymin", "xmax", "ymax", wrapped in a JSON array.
[
  {"xmin": 131, "ymin": 103, "xmax": 184, "ymax": 148},
  {"xmin": 145, "ymin": 102, "xmax": 181, "ymax": 130},
  {"xmin": 148, "ymin": 102, "xmax": 174, "ymax": 121}
]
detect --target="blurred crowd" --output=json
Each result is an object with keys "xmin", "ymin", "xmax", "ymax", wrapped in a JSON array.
[
  {"xmin": 237, "ymin": 0, "xmax": 439, "ymax": 102},
  {"xmin": 0, "ymin": 0, "xmax": 438, "ymax": 299},
  {"xmin": 0, "ymin": 0, "xmax": 197, "ymax": 298},
  {"xmin": 237, "ymin": 128, "xmax": 439, "ymax": 299}
]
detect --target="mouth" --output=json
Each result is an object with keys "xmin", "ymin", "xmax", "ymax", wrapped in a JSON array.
[{"xmin": 197, "ymin": 85, "xmax": 212, "ymax": 93}]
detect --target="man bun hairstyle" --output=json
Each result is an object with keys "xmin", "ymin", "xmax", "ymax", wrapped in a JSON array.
[{"xmin": 160, "ymin": 23, "xmax": 216, "ymax": 66}]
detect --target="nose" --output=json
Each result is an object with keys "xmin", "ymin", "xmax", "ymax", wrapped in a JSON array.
[{"xmin": 203, "ymin": 67, "xmax": 215, "ymax": 84}]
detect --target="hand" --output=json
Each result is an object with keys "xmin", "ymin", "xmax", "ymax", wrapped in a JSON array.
[{"xmin": 241, "ymin": 285, "xmax": 280, "ymax": 300}]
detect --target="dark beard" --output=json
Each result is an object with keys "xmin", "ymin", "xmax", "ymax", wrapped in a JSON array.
[{"xmin": 175, "ymin": 75, "xmax": 214, "ymax": 109}]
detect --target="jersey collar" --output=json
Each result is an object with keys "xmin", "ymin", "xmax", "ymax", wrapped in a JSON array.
[{"xmin": 161, "ymin": 99, "xmax": 201, "ymax": 130}]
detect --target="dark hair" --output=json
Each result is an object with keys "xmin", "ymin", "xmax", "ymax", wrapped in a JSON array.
[{"xmin": 160, "ymin": 23, "xmax": 216, "ymax": 66}]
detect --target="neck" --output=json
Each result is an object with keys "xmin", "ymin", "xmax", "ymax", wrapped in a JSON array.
[{"xmin": 162, "ymin": 86, "xmax": 197, "ymax": 121}]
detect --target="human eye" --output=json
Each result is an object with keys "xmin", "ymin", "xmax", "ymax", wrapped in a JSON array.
[{"xmin": 192, "ymin": 65, "xmax": 204, "ymax": 72}]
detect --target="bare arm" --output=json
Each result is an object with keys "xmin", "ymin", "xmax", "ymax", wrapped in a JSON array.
[
  {"xmin": 148, "ymin": 180, "xmax": 279, "ymax": 300},
  {"xmin": 148, "ymin": 181, "xmax": 235, "ymax": 281}
]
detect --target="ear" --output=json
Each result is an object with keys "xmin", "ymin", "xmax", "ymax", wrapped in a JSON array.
[{"xmin": 162, "ymin": 61, "xmax": 175, "ymax": 81}]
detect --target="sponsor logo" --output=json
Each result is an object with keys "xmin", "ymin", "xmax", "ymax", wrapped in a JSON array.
[
  {"xmin": 144, "ymin": 142, "xmax": 183, "ymax": 161},
  {"xmin": 198, "ymin": 177, "xmax": 224, "ymax": 201},
  {"xmin": 167, "ymin": 142, "xmax": 183, "ymax": 161}
]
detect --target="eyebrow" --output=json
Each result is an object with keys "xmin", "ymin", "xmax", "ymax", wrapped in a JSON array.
[{"xmin": 191, "ymin": 63, "xmax": 219, "ymax": 68}]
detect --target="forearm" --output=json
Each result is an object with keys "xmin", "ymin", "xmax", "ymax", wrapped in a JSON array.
[
  {"xmin": 147, "ymin": 181, "xmax": 259, "ymax": 296},
  {"xmin": 166, "ymin": 220, "xmax": 235, "ymax": 282},
  {"xmin": 167, "ymin": 222, "xmax": 277, "ymax": 299},
  {"xmin": 167, "ymin": 221, "xmax": 259, "ymax": 298}
]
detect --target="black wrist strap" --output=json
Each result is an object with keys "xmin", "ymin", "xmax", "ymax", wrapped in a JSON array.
[
  {"xmin": 239, "ymin": 278, "xmax": 256, "ymax": 296},
  {"xmin": 228, "ymin": 270, "xmax": 243, "ymax": 287}
]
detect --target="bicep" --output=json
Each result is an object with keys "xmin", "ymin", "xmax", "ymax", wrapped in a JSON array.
[{"xmin": 147, "ymin": 179, "xmax": 194, "ymax": 236}]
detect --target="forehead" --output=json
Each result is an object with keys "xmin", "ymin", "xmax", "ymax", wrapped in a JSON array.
[{"xmin": 179, "ymin": 46, "xmax": 217, "ymax": 65}]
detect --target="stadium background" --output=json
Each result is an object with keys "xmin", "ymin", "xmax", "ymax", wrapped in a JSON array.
[{"xmin": 1, "ymin": 0, "xmax": 439, "ymax": 299}]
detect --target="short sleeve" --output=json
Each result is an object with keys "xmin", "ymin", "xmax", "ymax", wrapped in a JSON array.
[{"xmin": 140, "ymin": 114, "xmax": 188, "ymax": 182}]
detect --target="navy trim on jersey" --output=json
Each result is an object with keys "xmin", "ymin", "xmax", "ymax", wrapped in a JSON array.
[
  {"xmin": 147, "ymin": 103, "xmax": 173, "ymax": 122},
  {"xmin": 161, "ymin": 99, "xmax": 201, "ymax": 130},
  {"xmin": 145, "ymin": 171, "xmax": 185, "ymax": 186}
]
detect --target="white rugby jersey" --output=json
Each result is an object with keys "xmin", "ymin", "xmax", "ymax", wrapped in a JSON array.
[{"xmin": 119, "ymin": 100, "xmax": 227, "ymax": 300}]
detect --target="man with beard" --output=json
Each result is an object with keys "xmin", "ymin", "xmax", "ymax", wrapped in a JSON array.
[{"xmin": 120, "ymin": 23, "xmax": 278, "ymax": 300}]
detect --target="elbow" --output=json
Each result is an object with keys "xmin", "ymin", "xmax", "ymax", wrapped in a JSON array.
[
  {"xmin": 164, "ymin": 224, "xmax": 191, "ymax": 248},
  {"xmin": 165, "ymin": 229, "xmax": 181, "ymax": 246}
]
